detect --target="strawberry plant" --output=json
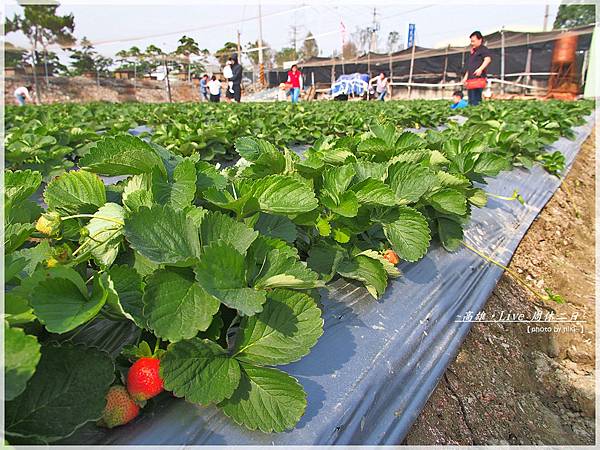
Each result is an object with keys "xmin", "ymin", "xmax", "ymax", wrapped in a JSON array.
[
  {"xmin": 4, "ymin": 135, "xmax": 326, "ymax": 442},
  {"xmin": 3, "ymin": 98, "xmax": 593, "ymax": 444}
]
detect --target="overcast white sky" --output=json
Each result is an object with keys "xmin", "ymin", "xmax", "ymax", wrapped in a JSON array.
[{"xmin": 5, "ymin": 1, "xmax": 561, "ymax": 65}]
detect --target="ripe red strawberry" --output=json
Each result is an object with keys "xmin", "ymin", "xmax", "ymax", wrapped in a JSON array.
[
  {"xmin": 383, "ymin": 249, "xmax": 400, "ymax": 265},
  {"xmin": 127, "ymin": 357, "xmax": 164, "ymax": 402},
  {"xmin": 99, "ymin": 385, "xmax": 140, "ymax": 428}
]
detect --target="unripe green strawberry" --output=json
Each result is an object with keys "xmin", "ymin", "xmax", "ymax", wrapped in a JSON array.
[
  {"xmin": 127, "ymin": 357, "xmax": 164, "ymax": 402},
  {"xmin": 35, "ymin": 212, "xmax": 61, "ymax": 236},
  {"xmin": 99, "ymin": 385, "xmax": 140, "ymax": 428}
]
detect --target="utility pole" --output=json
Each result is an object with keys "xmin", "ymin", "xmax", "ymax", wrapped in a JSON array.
[
  {"xmin": 258, "ymin": 2, "xmax": 265, "ymax": 87},
  {"xmin": 543, "ymin": 5, "xmax": 550, "ymax": 31},
  {"xmin": 367, "ymin": 7, "xmax": 380, "ymax": 79},
  {"xmin": 237, "ymin": 30, "xmax": 241, "ymax": 60},
  {"xmin": 291, "ymin": 25, "xmax": 298, "ymax": 52}
]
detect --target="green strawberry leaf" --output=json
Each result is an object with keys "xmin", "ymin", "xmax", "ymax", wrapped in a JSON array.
[
  {"xmin": 5, "ymin": 344, "xmax": 114, "ymax": 443},
  {"xmin": 152, "ymin": 158, "xmax": 197, "ymax": 209},
  {"xmin": 437, "ymin": 217, "xmax": 464, "ymax": 251},
  {"xmin": 160, "ymin": 338, "xmax": 241, "ymax": 405},
  {"xmin": 337, "ymin": 254, "xmax": 388, "ymax": 298},
  {"xmin": 5, "ymin": 223, "xmax": 35, "ymax": 254},
  {"xmin": 387, "ymin": 162, "xmax": 435, "ymax": 204},
  {"xmin": 125, "ymin": 204, "xmax": 201, "ymax": 266},
  {"xmin": 253, "ymin": 213, "xmax": 297, "ymax": 243},
  {"xmin": 199, "ymin": 210, "xmax": 258, "ymax": 254},
  {"xmin": 219, "ymin": 364, "xmax": 307, "ymax": 433},
  {"xmin": 80, "ymin": 134, "xmax": 165, "ymax": 176},
  {"xmin": 80, "ymin": 202, "xmax": 125, "ymax": 267},
  {"xmin": 30, "ymin": 273, "xmax": 107, "ymax": 334},
  {"xmin": 351, "ymin": 178, "xmax": 397, "ymax": 206},
  {"xmin": 5, "ymin": 324, "xmax": 41, "ymax": 401},
  {"xmin": 428, "ymin": 188, "xmax": 468, "ymax": 216},
  {"xmin": 196, "ymin": 241, "xmax": 266, "ymax": 315},
  {"xmin": 44, "ymin": 170, "xmax": 106, "ymax": 215},
  {"xmin": 252, "ymin": 175, "xmax": 318, "ymax": 215},
  {"xmin": 105, "ymin": 265, "xmax": 146, "ymax": 328},
  {"xmin": 382, "ymin": 206, "xmax": 431, "ymax": 262},
  {"xmin": 143, "ymin": 268, "xmax": 220, "ymax": 342},
  {"xmin": 233, "ymin": 289, "xmax": 323, "ymax": 365}
]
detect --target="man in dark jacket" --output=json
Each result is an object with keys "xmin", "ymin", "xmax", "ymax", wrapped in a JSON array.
[
  {"xmin": 462, "ymin": 31, "xmax": 492, "ymax": 106},
  {"xmin": 229, "ymin": 53, "xmax": 243, "ymax": 103}
]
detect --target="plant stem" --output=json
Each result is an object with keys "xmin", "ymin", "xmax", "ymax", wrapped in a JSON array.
[
  {"xmin": 154, "ymin": 337, "xmax": 162, "ymax": 354},
  {"xmin": 486, "ymin": 190, "xmax": 524, "ymax": 203},
  {"xmin": 460, "ymin": 240, "xmax": 551, "ymax": 303},
  {"xmin": 70, "ymin": 228, "xmax": 121, "ymax": 263},
  {"xmin": 62, "ymin": 214, "xmax": 125, "ymax": 226}
]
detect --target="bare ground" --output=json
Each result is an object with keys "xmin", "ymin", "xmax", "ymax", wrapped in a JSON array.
[{"xmin": 404, "ymin": 129, "xmax": 596, "ymax": 445}]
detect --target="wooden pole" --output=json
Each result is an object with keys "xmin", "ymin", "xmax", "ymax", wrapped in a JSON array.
[
  {"xmin": 30, "ymin": 43, "xmax": 41, "ymax": 104},
  {"xmin": 388, "ymin": 51, "xmax": 393, "ymax": 99},
  {"xmin": 441, "ymin": 45, "xmax": 449, "ymax": 99},
  {"xmin": 407, "ymin": 41, "xmax": 416, "ymax": 99},
  {"xmin": 500, "ymin": 27, "xmax": 505, "ymax": 95},
  {"xmin": 524, "ymin": 48, "xmax": 532, "ymax": 94},
  {"xmin": 43, "ymin": 49, "xmax": 49, "ymax": 87},
  {"xmin": 164, "ymin": 56, "xmax": 172, "ymax": 102},
  {"xmin": 258, "ymin": 3, "xmax": 265, "ymax": 87},
  {"xmin": 581, "ymin": 49, "xmax": 589, "ymax": 86}
]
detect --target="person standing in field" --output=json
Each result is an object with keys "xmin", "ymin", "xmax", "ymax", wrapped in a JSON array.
[
  {"xmin": 208, "ymin": 75, "xmax": 221, "ymax": 102},
  {"xmin": 462, "ymin": 30, "xmax": 492, "ymax": 106},
  {"xmin": 286, "ymin": 64, "xmax": 303, "ymax": 104},
  {"xmin": 199, "ymin": 74, "xmax": 209, "ymax": 101},
  {"xmin": 370, "ymin": 72, "xmax": 388, "ymax": 101},
  {"xmin": 229, "ymin": 53, "xmax": 243, "ymax": 103},
  {"xmin": 223, "ymin": 59, "xmax": 234, "ymax": 103},
  {"xmin": 14, "ymin": 85, "xmax": 33, "ymax": 106}
]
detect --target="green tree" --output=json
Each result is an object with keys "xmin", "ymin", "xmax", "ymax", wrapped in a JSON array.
[
  {"xmin": 215, "ymin": 41, "xmax": 238, "ymax": 66},
  {"xmin": 300, "ymin": 31, "xmax": 319, "ymax": 59},
  {"xmin": 175, "ymin": 35, "xmax": 209, "ymax": 81},
  {"xmin": 5, "ymin": 42, "xmax": 27, "ymax": 69},
  {"xmin": 553, "ymin": 4, "xmax": 595, "ymax": 29},
  {"xmin": 5, "ymin": 2, "xmax": 76, "ymax": 100},
  {"xmin": 114, "ymin": 46, "xmax": 154, "ymax": 77},
  {"xmin": 145, "ymin": 44, "xmax": 173, "ymax": 102},
  {"xmin": 67, "ymin": 37, "xmax": 97, "ymax": 74},
  {"xmin": 274, "ymin": 47, "xmax": 299, "ymax": 68}
]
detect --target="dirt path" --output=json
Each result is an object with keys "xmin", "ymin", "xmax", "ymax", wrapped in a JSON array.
[{"xmin": 404, "ymin": 129, "xmax": 596, "ymax": 445}]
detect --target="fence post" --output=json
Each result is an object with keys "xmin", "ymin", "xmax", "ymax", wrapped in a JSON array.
[
  {"xmin": 500, "ymin": 27, "xmax": 505, "ymax": 95},
  {"xmin": 407, "ymin": 41, "xmax": 416, "ymax": 99},
  {"xmin": 388, "ymin": 52, "xmax": 393, "ymax": 98},
  {"xmin": 441, "ymin": 45, "xmax": 449, "ymax": 99}
]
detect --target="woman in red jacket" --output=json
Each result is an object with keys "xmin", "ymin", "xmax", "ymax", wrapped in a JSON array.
[{"xmin": 286, "ymin": 64, "xmax": 303, "ymax": 104}]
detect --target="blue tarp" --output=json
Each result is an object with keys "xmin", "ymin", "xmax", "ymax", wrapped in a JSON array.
[
  {"xmin": 330, "ymin": 73, "xmax": 370, "ymax": 98},
  {"xmin": 64, "ymin": 114, "xmax": 595, "ymax": 445}
]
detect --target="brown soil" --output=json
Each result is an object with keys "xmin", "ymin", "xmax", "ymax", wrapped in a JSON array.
[{"xmin": 404, "ymin": 129, "xmax": 596, "ymax": 445}]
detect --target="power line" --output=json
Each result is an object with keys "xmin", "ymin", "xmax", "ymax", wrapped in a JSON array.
[{"xmin": 43, "ymin": 5, "xmax": 311, "ymax": 51}]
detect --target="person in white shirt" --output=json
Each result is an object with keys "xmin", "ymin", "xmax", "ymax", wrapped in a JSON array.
[
  {"xmin": 222, "ymin": 60, "xmax": 234, "ymax": 103},
  {"xmin": 208, "ymin": 75, "xmax": 222, "ymax": 102},
  {"xmin": 14, "ymin": 85, "xmax": 33, "ymax": 106},
  {"xmin": 369, "ymin": 72, "xmax": 388, "ymax": 101}
]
